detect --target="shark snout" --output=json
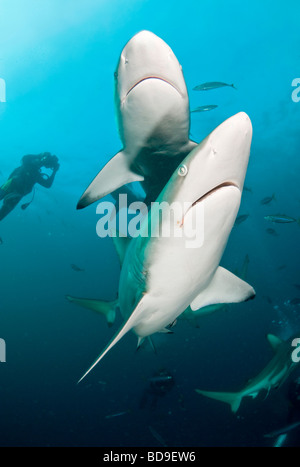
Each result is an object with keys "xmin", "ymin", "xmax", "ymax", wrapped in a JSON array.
[
  {"xmin": 205, "ymin": 111, "xmax": 253, "ymax": 192},
  {"xmin": 116, "ymin": 30, "xmax": 187, "ymax": 102}
]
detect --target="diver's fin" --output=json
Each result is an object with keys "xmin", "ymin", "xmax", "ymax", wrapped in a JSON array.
[
  {"xmin": 77, "ymin": 150, "xmax": 144, "ymax": 209},
  {"xmin": 111, "ymin": 232, "xmax": 131, "ymax": 266},
  {"xmin": 77, "ymin": 296, "xmax": 147, "ymax": 383},
  {"xmin": 190, "ymin": 266, "xmax": 255, "ymax": 311},
  {"xmin": 266, "ymin": 334, "xmax": 283, "ymax": 352},
  {"xmin": 66, "ymin": 295, "xmax": 118, "ymax": 327},
  {"xmin": 195, "ymin": 389, "xmax": 243, "ymax": 413}
]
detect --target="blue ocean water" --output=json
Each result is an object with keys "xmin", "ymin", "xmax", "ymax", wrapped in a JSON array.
[{"xmin": 0, "ymin": 0, "xmax": 300, "ymax": 447}]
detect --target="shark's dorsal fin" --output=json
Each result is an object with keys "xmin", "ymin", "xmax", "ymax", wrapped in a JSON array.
[
  {"xmin": 267, "ymin": 334, "xmax": 283, "ymax": 352},
  {"xmin": 78, "ymin": 296, "xmax": 147, "ymax": 383},
  {"xmin": 77, "ymin": 150, "xmax": 144, "ymax": 209},
  {"xmin": 111, "ymin": 232, "xmax": 131, "ymax": 266},
  {"xmin": 190, "ymin": 266, "xmax": 255, "ymax": 311}
]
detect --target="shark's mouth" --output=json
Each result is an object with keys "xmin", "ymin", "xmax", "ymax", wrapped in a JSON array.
[
  {"xmin": 182, "ymin": 181, "xmax": 239, "ymax": 224},
  {"xmin": 192, "ymin": 182, "xmax": 238, "ymax": 207},
  {"xmin": 126, "ymin": 76, "xmax": 183, "ymax": 98}
]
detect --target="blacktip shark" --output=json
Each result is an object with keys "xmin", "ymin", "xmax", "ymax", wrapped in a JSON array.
[
  {"xmin": 75, "ymin": 111, "xmax": 255, "ymax": 383},
  {"xmin": 196, "ymin": 333, "xmax": 300, "ymax": 413},
  {"xmin": 66, "ymin": 254, "xmax": 249, "ymax": 327},
  {"xmin": 77, "ymin": 30, "xmax": 197, "ymax": 209}
]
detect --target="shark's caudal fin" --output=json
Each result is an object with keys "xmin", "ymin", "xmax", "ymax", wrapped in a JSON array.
[
  {"xmin": 66, "ymin": 295, "xmax": 118, "ymax": 327},
  {"xmin": 77, "ymin": 297, "xmax": 146, "ymax": 383},
  {"xmin": 190, "ymin": 266, "xmax": 255, "ymax": 311},
  {"xmin": 195, "ymin": 389, "xmax": 243, "ymax": 413},
  {"xmin": 77, "ymin": 150, "xmax": 144, "ymax": 209}
]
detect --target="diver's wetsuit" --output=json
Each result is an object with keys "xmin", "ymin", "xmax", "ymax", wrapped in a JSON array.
[{"xmin": 0, "ymin": 154, "xmax": 59, "ymax": 221}]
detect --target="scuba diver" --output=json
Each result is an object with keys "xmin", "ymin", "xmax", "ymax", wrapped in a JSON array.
[
  {"xmin": 0, "ymin": 152, "xmax": 59, "ymax": 221},
  {"xmin": 139, "ymin": 368, "xmax": 176, "ymax": 410}
]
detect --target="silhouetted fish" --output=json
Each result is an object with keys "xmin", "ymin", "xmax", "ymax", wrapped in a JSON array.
[
  {"xmin": 0, "ymin": 237, "xmax": 3, "ymax": 245},
  {"xmin": 234, "ymin": 214, "xmax": 249, "ymax": 226},
  {"xmin": 71, "ymin": 264, "xmax": 85, "ymax": 272},
  {"xmin": 191, "ymin": 104, "xmax": 218, "ymax": 112},
  {"xmin": 193, "ymin": 81, "xmax": 236, "ymax": 91},
  {"xmin": 266, "ymin": 228, "xmax": 278, "ymax": 236},
  {"xmin": 261, "ymin": 194, "xmax": 276, "ymax": 205},
  {"xmin": 293, "ymin": 284, "xmax": 300, "ymax": 290}
]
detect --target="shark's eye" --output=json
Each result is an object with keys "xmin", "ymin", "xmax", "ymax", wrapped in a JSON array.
[
  {"xmin": 114, "ymin": 71, "xmax": 118, "ymax": 79},
  {"xmin": 178, "ymin": 164, "xmax": 188, "ymax": 177}
]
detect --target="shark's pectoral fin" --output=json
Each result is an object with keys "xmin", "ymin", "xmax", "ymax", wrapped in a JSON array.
[
  {"xmin": 267, "ymin": 334, "xmax": 283, "ymax": 352},
  {"xmin": 77, "ymin": 297, "xmax": 146, "ymax": 383},
  {"xmin": 77, "ymin": 150, "xmax": 144, "ymax": 209},
  {"xmin": 66, "ymin": 295, "xmax": 118, "ymax": 327},
  {"xmin": 190, "ymin": 266, "xmax": 255, "ymax": 311}
]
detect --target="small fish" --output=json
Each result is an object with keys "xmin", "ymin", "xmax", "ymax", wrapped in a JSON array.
[
  {"xmin": 71, "ymin": 264, "xmax": 85, "ymax": 272},
  {"xmin": 277, "ymin": 264, "xmax": 286, "ymax": 270},
  {"xmin": 266, "ymin": 228, "xmax": 278, "ymax": 237},
  {"xmin": 105, "ymin": 410, "xmax": 129, "ymax": 419},
  {"xmin": 264, "ymin": 420, "xmax": 300, "ymax": 438},
  {"xmin": 234, "ymin": 214, "xmax": 249, "ymax": 226},
  {"xmin": 243, "ymin": 185, "xmax": 253, "ymax": 194},
  {"xmin": 261, "ymin": 194, "xmax": 276, "ymax": 205},
  {"xmin": 191, "ymin": 104, "xmax": 218, "ymax": 113},
  {"xmin": 264, "ymin": 214, "xmax": 300, "ymax": 224},
  {"xmin": 149, "ymin": 426, "xmax": 168, "ymax": 447},
  {"xmin": 293, "ymin": 284, "xmax": 300, "ymax": 290},
  {"xmin": 0, "ymin": 237, "xmax": 3, "ymax": 245},
  {"xmin": 193, "ymin": 81, "xmax": 236, "ymax": 91}
]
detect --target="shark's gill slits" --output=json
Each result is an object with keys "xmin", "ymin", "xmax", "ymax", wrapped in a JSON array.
[{"xmin": 126, "ymin": 77, "xmax": 182, "ymax": 98}]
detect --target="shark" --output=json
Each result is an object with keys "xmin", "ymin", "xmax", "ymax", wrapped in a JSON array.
[
  {"xmin": 77, "ymin": 30, "xmax": 197, "ymax": 209},
  {"xmin": 196, "ymin": 333, "xmax": 300, "ymax": 413},
  {"xmin": 74, "ymin": 111, "xmax": 255, "ymax": 383}
]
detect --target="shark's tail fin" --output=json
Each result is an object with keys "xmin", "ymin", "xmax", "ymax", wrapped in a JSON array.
[
  {"xmin": 195, "ymin": 389, "xmax": 243, "ymax": 413},
  {"xmin": 66, "ymin": 295, "xmax": 118, "ymax": 327}
]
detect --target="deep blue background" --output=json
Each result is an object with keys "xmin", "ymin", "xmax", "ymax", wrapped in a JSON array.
[{"xmin": 0, "ymin": 0, "xmax": 300, "ymax": 446}]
